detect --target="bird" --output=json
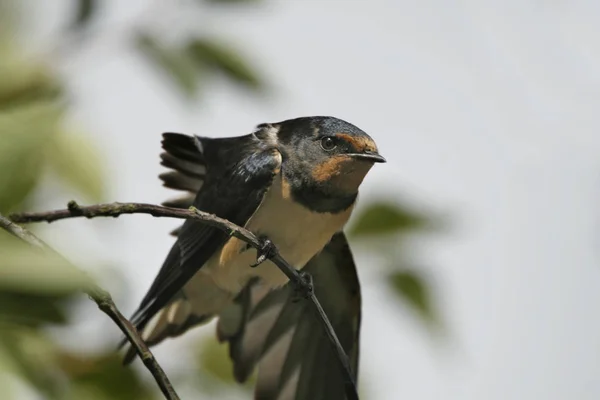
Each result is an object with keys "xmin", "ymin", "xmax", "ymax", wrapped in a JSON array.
[{"xmin": 122, "ymin": 116, "xmax": 385, "ymax": 399}]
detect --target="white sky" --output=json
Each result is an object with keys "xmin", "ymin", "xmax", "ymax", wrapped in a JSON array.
[{"xmin": 26, "ymin": 1, "xmax": 600, "ymax": 399}]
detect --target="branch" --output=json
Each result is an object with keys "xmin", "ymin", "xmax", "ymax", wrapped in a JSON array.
[
  {"xmin": 11, "ymin": 201, "xmax": 360, "ymax": 400},
  {"xmin": 0, "ymin": 213, "xmax": 180, "ymax": 400}
]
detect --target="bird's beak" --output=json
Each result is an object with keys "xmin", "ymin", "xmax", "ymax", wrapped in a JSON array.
[{"xmin": 347, "ymin": 151, "xmax": 387, "ymax": 163}]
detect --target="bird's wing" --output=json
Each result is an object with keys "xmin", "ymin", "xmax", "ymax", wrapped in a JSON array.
[
  {"xmin": 217, "ymin": 232, "xmax": 361, "ymax": 400},
  {"xmin": 127, "ymin": 130, "xmax": 281, "ymax": 343}
]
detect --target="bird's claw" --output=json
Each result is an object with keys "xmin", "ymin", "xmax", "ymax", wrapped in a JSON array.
[
  {"xmin": 251, "ymin": 237, "xmax": 277, "ymax": 268},
  {"xmin": 292, "ymin": 271, "xmax": 314, "ymax": 302}
]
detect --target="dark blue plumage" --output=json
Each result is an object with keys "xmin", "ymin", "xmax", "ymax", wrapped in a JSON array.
[{"xmin": 130, "ymin": 133, "xmax": 281, "ymax": 333}]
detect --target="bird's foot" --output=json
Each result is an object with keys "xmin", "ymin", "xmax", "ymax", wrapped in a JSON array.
[
  {"xmin": 251, "ymin": 236, "xmax": 277, "ymax": 268},
  {"xmin": 292, "ymin": 271, "xmax": 314, "ymax": 303}
]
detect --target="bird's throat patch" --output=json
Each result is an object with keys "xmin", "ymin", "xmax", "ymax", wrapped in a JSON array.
[
  {"xmin": 311, "ymin": 155, "xmax": 373, "ymax": 195},
  {"xmin": 311, "ymin": 155, "xmax": 349, "ymax": 183}
]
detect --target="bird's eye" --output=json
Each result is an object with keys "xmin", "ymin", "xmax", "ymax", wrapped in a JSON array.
[{"xmin": 320, "ymin": 136, "xmax": 337, "ymax": 151}]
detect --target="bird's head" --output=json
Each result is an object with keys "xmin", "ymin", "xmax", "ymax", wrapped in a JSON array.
[{"xmin": 260, "ymin": 116, "xmax": 385, "ymax": 213}]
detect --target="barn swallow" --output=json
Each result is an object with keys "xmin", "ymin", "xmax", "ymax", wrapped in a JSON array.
[{"xmin": 123, "ymin": 116, "xmax": 385, "ymax": 399}]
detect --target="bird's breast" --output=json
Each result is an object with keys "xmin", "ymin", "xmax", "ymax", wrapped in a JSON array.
[{"xmin": 205, "ymin": 174, "xmax": 354, "ymax": 293}]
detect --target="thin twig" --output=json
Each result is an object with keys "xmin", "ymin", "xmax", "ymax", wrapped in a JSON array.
[
  {"xmin": 11, "ymin": 201, "xmax": 360, "ymax": 400},
  {"xmin": 0, "ymin": 213, "xmax": 180, "ymax": 400}
]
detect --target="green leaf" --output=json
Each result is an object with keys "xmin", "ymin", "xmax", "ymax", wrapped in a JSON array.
[
  {"xmin": 135, "ymin": 33, "xmax": 199, "ymax": 97},
  {"xmin": 197, "ymin": 335, "xmax": 237, "ymax": 384},
  {"xmin": 197, "ymin": 334, "xmax": 255, "ymax": 388},
  {"xmin": 70, "ymin": 0, "xmax": 98, "ymax": 30},
  {"xmin": 0, "ymin": 290, "xmax": 72, "ymax": 327},
  {"xmin": 0, "ymin": 374, "xmax": 14, "ymax": 400},
  {"xmin": 0, "ymin": 1, "xmax": 16, "ymax": 38},
  {"xmin": 0, "ymin": 50, "xmax": 62, "ymax": 110},
  {"xmin": 0, "ymin": 327, "xmax": 63, "ymax": 399},
  {"xmin": 187, "ymin": 38, "xmax": 263, "ymax": 90},
  {"xmin": 0, "ymin": 233, "xmax": 92, "ymax": 295},
  {"xmin": 0, "ymin": 102, "xmax": 63, "ymax": 213},
  {"xmin": 58, "ymin": 352, "xmax": 155, "ymax": 400},
  {"xmin": 45, "ymin": 130, "xmax": 105, "ymax": 202},
  {"xmin": 0, "ymin": 66, "xmax": 61, "ymax": 110},
  {"xmin": 388, "ymin": 270, "xmax": 437, "ymax": 325},
  {"xmin": 349, "ymin": 202, "xmax": 428, "ymax": 237}
]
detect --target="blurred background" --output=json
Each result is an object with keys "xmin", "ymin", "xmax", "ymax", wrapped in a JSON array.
[{"xmin": 1, "ymin": 0, "xmax": 599, "ymax": 399}]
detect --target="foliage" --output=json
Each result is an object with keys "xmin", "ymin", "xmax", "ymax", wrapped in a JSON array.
[
  {"xmin": 70, "ymin": 0, "xmax": 97, "ymax": 31},
  {"xmin": 350, "ymin": 201, "xmax": 442, "ymax": 330},
  {"xmin": 388, "ymin": 270, "xmax": 438, "ymax": 327},
  {"xmin": 349, "ymin": 201, "xmax": 429, "ymax": 237},
  {"xmin": 195, "ymin": 335, "xmax": 255, "ymax": 393},
  {"xmin": 186, "ymin": 38, "xmax": 264, "ymax": 91},
  {"xmin": 0, "ymin": 0, "xmax": 267, "ymax": 399},
  {"xmin": 135, "ymin": 33, "xmax": 199, "ymax": 98},
  {"xmin": 0, "ymin": 232, "xmax": 95, "ymax": 399},
  {"xmin": 1, "ymin": 9, "xmax": 107, "ymax": 397},
  {"xmin": 0, "ymin": 55, "xmax": 104, "ymax": 214},
  {"xmin": 135, "ymin": 32, "xmax": 265, "ymax": 98}
]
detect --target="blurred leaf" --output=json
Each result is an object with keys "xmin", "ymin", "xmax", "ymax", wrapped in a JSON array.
[
  {"xmin": 0, "ymin": 291, "xmax": 72, "ymax": 327},
  {"xmin": 0, "ymin": 373, "xmax": 14, "ymax": 400},
  {"xmin": 70, "ymin": 0, "xmax": 97, "ymax": 30},
  {"xmin": 187, "ymin": 38, "xmax": 263, "ymax": 90},
  {"xmin": 58, "ymin": 352, "xmax": 155, "ymax": 400},
  {"xmin": 194, "ymin": 335, "xmax": 256, "ymax": 396},
  {"xmin": 0, "ymin": 234, "xmax": 92, "ymax": 294},
  {"xmin": 0, "ymin": 233, "xmax": 85, "ymax": 325},
  {"xmin": 198, "ymin": 335, "xmax": 237, "ymax": 384},
  {"xmin": 0, "ymin": 102, "xmax": 63, "ymax": 213},
  {"xmin": 388, "ymin": 271, "xmax": 437, "ymax": 325},
  {"xmin": 135, "ymin": 33, "xmax": 199, "ymax": 97},
  {"xmin": 0, "ymin": 63, "xmax": 61, "ymax": 110},
  {"xmin": 197, "ymin": 334, "xmax": 256, "ymax": 386},
  {"xmin": 349, "ymin": 202, "xmax": 428, "ymax": 237},
  {"xmin": 0, "ymin": 327, "xmax": 63, "ymax": 399},
  {"xmin": 0, "ymin": 1, "xmax": 15, "ymax": 38},
  {"xmin": 45, "ymin": 130, "xmax": 105, "ymax": 202}
]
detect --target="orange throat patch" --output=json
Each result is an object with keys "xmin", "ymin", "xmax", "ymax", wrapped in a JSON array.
[{"xmin": 311, "ymin": 155, "xmax": 374, "ymax": 193}]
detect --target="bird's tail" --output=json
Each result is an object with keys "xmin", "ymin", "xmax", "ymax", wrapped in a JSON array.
[{"xmin": 122, "ymin": 293, "xmax": 216, "ymax": 364}]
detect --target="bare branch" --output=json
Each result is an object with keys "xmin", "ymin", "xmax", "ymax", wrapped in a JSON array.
[
  {"xmin": 0, "ymin": 213, "xmax": 180, "ymax": 400},
  {"xmin": 11, "ymin": 201, "xmax": 360, "ymax": 400}
]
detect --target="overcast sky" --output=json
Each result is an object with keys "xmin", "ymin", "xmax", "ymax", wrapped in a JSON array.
[{"xmin": 30, "ymin": 1, "xmax": 600, "ymax": 399}]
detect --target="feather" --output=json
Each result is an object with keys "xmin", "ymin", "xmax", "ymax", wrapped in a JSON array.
[
  {"xmin": 122, "ymin": 131, "xmax": 282, "ymax": 363},
  {"xmin": 217, "ymin": 233, "xmax": 361, "ymax": 400}
]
